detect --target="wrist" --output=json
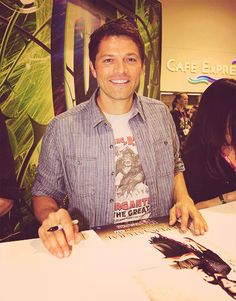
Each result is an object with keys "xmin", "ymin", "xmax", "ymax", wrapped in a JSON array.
[{"xmin": 175, "ymin": 194, "xmax": 194, "ymax": 205}]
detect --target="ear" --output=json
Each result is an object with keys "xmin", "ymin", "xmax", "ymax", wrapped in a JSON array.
[{"xmin": 89, "ymin": 61, "xmax": 97, "ymax": 79}]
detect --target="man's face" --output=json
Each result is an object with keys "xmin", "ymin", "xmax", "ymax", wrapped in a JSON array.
[
  {"xmin": 90, "ymin": 35, "xmax": 143, "ymax": 104},
  {"xmin": 178, "ymin": 93, "xmax": 189, "ymax": 107}
]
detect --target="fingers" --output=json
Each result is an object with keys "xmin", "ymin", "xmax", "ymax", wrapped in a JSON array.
[
  {"xmin": 39, "ymin": 208, "xmax": 79, "ymax": 258},
  {"xmin": 169, "ymin": 202, "xmax": 208, "ymax": 236},
  {"xmin": 191, "ymin": 211, "xmax": 208, "ymax": 235},
  {"xmin": 39, "ymin": 224, "xmax": 71, "ymax": 258},
  {"xmin": 61, "ymin": 218, "xmax": 77, "ymax": 247},
  {"xmin": 178, "ymin": 205, "xmax": 189, "ymax": 232},
  {"xmin": 168, "ymin": 205, "xmax": 177, "ymax": 226},
  {"xmin": 169, "ymin": 203, "xmax": 188, "ymax": 232}
]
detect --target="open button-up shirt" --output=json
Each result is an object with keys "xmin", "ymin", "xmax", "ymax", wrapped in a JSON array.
[{"xmin": 32, "ymin": 91, "xmax": 184, "ymax": 229}]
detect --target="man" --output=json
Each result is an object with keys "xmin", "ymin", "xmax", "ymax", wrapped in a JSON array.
[{"xmin": 32, "ymin": 18, "xmax": 208, "ymax": 258}]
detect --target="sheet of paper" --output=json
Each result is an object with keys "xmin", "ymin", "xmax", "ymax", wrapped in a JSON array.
[{"xmin": 0, "ymin": 230, "xmax": 149, "ymax": 301}]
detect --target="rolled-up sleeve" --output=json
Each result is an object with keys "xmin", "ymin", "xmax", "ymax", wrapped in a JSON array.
[{"xmin": 31, "ymin": 119, "xmax": 65, "ymax": 203}]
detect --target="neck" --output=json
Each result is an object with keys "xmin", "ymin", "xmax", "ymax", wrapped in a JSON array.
[
  {"xmin": 175, "ymin": 104, "xmax": 183, "ymax": 111},
  {"xmin": 97, "ymin": 95, "xmax": 134, "ymax": 115}
]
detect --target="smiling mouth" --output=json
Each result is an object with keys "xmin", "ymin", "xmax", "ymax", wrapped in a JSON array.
[{"xmin": 110, "ymin": 79, "xmax": 130, "ymax": 84}]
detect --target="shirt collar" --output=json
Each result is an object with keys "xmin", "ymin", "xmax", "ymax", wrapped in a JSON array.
[
  {"xmin": 89, "ymin": 89, "xmax": 105, "ymax": 128},
  {"xmin": 134, "ymin": 93, "xmax": 146, "ymax": 122},
  {"xmin": 89, "ymin": 89, "xmax": 146, "ymax": 128}
]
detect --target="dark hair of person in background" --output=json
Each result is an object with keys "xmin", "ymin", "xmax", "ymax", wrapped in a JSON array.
[
  {"xmin": 89, "ymin": 17, "xmax": 145, "ymax": 67},
  {"xmin": 171, "ymin": 97, "xmax": 177, "ymax": 111},
  {"xmin": 182, "ymin": 78, "xmax": 236, "ymax": 180}
]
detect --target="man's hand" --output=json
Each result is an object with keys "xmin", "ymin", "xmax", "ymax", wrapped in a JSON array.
[
  {"xmin": 38, "ymin": 208, "xmax": 81, "ymax": 258},
  {"xmin": 170, "ymin": 172, "xmax": 208, "ymax": 235},
  {"xmin": 169, "ymin": 196, "xmax": 208, "ymax": 235}
]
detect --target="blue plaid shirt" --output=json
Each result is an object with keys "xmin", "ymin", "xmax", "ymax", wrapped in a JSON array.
[{"xmin": 32, "ymin": 90, "xmax": 184, "ymax": 229}]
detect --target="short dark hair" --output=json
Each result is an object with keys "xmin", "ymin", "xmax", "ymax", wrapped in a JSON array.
[{"xmin": 89, "ymin": 17, "xmax": 145, "ymax": 66}]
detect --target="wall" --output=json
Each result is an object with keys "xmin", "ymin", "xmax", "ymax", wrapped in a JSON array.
[{"xmin": 161, "ymin": 0, "xmax": 236, "ymax": 93}]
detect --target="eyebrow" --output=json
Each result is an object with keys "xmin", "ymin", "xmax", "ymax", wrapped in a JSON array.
[{"xmin": 99, "ymin": 53, "xmax": 140, "ymax": 58}]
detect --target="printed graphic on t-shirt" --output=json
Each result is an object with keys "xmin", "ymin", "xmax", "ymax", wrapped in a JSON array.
[{"xmin": 114, "ymin": 135, "xmax": 150, "ymax": 224}]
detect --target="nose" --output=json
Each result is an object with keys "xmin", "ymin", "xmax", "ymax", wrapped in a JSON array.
[{"xmin": 114, "ymin": 59, "xmax": 128, "ymax": 73}]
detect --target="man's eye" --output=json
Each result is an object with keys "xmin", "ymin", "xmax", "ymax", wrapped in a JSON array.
[
  {"xmin": 103, "ymin": 58, "xmax": 113, "ymax": 63},
  {"xmin": 127, "ymin": 57, "xmax": 137, "ymax": 63}
]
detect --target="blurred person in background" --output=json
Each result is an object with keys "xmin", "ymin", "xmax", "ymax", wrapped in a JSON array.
[{"xmin": 171, "ymin": 93, "xmax": 192, "ymax": 150}]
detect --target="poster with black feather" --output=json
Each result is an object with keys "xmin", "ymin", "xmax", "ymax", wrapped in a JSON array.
[{"xmin": 94, "ymin": 202, "xmax": 236, "ymax": 301}]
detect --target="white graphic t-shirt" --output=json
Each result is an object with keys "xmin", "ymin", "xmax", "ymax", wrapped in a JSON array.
[{"xmin": 104, "ymin": 106, "xmax": 151, "ymax": 224}]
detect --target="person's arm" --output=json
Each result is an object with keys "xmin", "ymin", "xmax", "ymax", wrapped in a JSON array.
[
  {"xmin": 169, "ymin": 172, "xmax": 208, "ymax": 235},
  {"xmin": 0, "ymin": 197, "xmax": 13, "ymax": 216},
  {"xmin": 32, "ymin": 120, "xmax": 81, "ymax": 258},
  {"xmin": 195, "ymin": 190, "xmax": 236, "ymax": 209},
  {"xmin": 33, "ymin": 195, "xmax": 59, "ymax": 223},
  {"xmin": 32, "ymin": 195, "xmax": 80, "ymax": 258}
]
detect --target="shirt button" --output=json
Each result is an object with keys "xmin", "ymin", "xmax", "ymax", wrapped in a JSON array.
[
  {"xmin": 110, "ymin": 145, "xmax": 114, "ymax": 149},
  {"xmin": 111, "ymin": 171, "xmax": 115, "ymax": 176},
  {"xmin": 109, "ymin": 198, "xmax": 114, "ymax": 203}
]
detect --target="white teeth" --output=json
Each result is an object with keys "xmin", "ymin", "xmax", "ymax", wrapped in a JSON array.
[{"xmin": 111, "ymin": 79, "xmax": 128, "ymax": 84}]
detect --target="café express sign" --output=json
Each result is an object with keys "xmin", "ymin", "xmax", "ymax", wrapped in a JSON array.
[{"xmin": 166, "ymin": 59, "xmax": 236, "ymax": 76}]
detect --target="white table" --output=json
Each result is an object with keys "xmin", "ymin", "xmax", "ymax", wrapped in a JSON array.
[
  {"xmin": 1, "ymin": 202, "xmax": 236, "ymax": 301},
  {"xmin": 0, "ymin": 225, "xmax": 149, "ymax": 301}
]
